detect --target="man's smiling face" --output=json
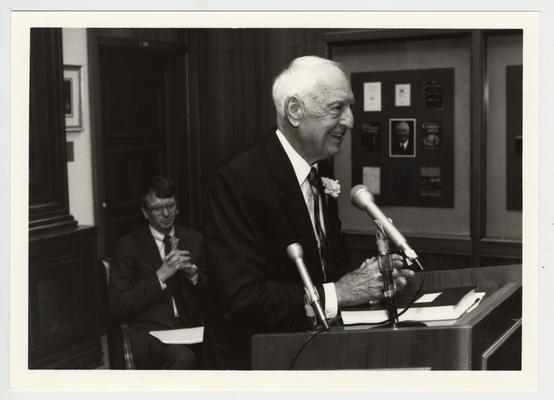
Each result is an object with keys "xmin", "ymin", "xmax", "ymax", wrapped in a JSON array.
[{"xmin": 296, "ymin": 68, "xmax": 355, "ymax": 164}]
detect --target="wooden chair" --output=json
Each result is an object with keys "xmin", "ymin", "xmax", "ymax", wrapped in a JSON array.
[{"xmin": 98, "ymin": 258, "xmax": 135, "ymax": 369}]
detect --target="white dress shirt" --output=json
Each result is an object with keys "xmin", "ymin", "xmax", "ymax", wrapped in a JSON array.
[{"xmin": 276, "ymin": 129, "xmax": 338, "ymax": 319}]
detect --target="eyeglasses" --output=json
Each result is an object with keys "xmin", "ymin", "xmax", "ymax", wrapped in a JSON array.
[{"xmin": 145, "ymin": 202, "xmax": 177, "ymax": 215}]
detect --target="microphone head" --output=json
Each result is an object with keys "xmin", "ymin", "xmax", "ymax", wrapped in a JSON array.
[
  {"xmin": 350, "ymin": 184, "xmax": 374, "ymax": 210},
  {"xmin": 286, "ymin": 243, "xmax": 304, "ymax": 260}
]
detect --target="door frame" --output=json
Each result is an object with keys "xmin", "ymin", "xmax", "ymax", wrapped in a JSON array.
[{"xmin": 87, "ymin": 31, "xmax": 195, "ymax": 257}]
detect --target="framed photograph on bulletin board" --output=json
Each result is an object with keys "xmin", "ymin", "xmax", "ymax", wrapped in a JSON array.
[
  {"xmin": 63, "ymin": 65, "xmax": 83, "ymax": 132},
  {"xmin": 389, "ymin": 118, "xmax": 416, "ymax": 158}
]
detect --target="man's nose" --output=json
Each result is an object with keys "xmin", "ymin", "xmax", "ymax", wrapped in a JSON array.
[{"xmin": 340, "ymin": 106, "xmax": 354, "ymax": 129}]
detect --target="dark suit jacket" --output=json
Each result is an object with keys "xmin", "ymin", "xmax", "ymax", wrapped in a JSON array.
[
  {"xmin": 391, "ymin": 139, "xmax": 414, "ymax": 156},
  {"xmin": 109, "ymin": 224, "xmax": 206, "ymax": 331},
  {"xmin": 203, "ymin": 132, "xmax": 349, "ymax": 369}
]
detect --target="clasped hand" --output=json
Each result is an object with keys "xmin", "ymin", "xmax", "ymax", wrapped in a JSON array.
[
  {"xmin": 156, "ymin": 237, "xmax": 198, "ymax": 283},
  {"xmin": 335, "ymin": 254, "xmax": 415, "ymax": 307}
]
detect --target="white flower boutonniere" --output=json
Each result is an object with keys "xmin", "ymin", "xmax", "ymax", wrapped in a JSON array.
[{"xmin": 321, "ymin": 177, "xmax": 341, "ymax": 199}]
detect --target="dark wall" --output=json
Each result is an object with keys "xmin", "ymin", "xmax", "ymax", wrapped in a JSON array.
[
  {"xmin": 88, "ymin": 28, "xmax": 332, "ymax": 243},
  {"xmin": 187, "ymin": 28, "xmax": 330, "ymax": 185},
  {"xmin": 184, "ymin": 28, "xmax": 332, "ymax": 226},
  {"xmin": 86, "ymin": 28, "xmax": 520, "ymax": 269}
]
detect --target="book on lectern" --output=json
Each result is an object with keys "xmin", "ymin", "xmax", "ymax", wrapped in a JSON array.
[{"xmin": 341, "ymin": 286, "xmax": 483, "ymax": 325}]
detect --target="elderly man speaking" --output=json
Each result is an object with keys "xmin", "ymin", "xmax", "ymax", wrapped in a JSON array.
[{"xmin": 203, "ymin": 56, "xmax": 414, "ymax": 369}]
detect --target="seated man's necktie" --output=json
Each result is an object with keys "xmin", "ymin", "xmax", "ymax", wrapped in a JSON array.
[
  {"xmin": 163, "ymin": 234, "xmax": 172, "ymax": 257},
  {"xmin": 163, "ymin": 234, "xmax": 182, "ymax": 319}
]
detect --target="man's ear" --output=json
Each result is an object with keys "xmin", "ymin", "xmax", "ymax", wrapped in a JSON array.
[
  {"xmin": 284, "ymin": 96, "xmax": 302, "ymax": 127},
  {"xmin": 141, "ymin": 207, "xmax": 149, "ymax": 219}
]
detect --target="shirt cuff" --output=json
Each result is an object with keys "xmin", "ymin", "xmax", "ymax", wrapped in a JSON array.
[
  {"xmin": 189, "ymin": 265, "xmax": 199, "ymax": 286},
  {"xmin": 323, "ymin": 282, "xmax": 338, "ymax": 319},
  {"xmin": 158, "ymin": 278, "xmax": 167, "ymax": 290}
]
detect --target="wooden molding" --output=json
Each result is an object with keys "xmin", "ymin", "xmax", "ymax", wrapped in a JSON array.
[
  {"xmin": 345, "ymin": 231, "xmax": 473, "ymax": 255},
  {"xmin": 29, "ymin": 28, "xmax": 77, "ymax": 234},
  {"xmin": 344, "ymin": 231, "xmax": 521, "ymax": 261},
  {"xmin": 480, "ymin": 238, "xmax": 522, "ymax": 259},
  {"xmin": 325, "ymin": 29, "xmax": 473, "ymax": 44}
]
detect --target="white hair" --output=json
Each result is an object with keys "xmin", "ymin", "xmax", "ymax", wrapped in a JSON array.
[{"xmin": 272, "ymin": 56, "xmax": 345, "ymax": 121}]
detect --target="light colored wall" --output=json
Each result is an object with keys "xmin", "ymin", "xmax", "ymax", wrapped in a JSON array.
[
  {"xmin": 62, "ymin": 28, "xmax": 94, "ymax": 226},
  {"xmin": 333, "ymin": 36, "xmax": 471, "ymax": 237},
  {"xmin": 486, "ymin": 33, "xmax": 523, "ymax": 240}
]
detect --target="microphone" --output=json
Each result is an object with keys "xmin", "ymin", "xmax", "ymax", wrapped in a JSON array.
[
  {"xmin": 350, "ymin": 184, "xmax": 418, "ymax": 262},
  {"xmin": 286, "ymin": 243, "xmax": 329, "ymax": 330}
]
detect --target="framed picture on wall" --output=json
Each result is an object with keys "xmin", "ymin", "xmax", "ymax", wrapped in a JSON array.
[{"xmin": 63, "ymin": 65, "xmax": 83, "ymax": 132}]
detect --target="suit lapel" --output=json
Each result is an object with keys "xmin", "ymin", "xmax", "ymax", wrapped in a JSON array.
[
  {"xmin": 264, "ymin": 133, "xmax": 324, "ymax": 282},
  {"xmin": 137, "ymin": 225, "xmax": 163, "ymax": 271}
]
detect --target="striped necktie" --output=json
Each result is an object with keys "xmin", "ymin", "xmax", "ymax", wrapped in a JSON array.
[
  {"xmin": 163, "ymin": 234, "xmax": 182, "ymax": 319},
  {"xmin": 307, "ymin": 167, "xmax": 327, "ymax": 281}
]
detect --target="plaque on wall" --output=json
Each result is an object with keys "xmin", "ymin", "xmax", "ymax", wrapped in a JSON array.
[
  {"xmin": 361, "ymin": 122, "xmax": 381, "ymax": 151},
  {"xmin": 362, "ymin": 166, "xmax": 381, "ymax": 195},
  {"xmin": 420, "ymin": 167, "xmax": 442, "ymax": 197},
  {"xmin": 423, "ymin": 80, "xmax": 444, "ymax": 109},
  {"xmin": 395, "ymin": 83, "xmax": 411, "ymax": 107},
  {"xmin": 363, "ymin": 81, "xmax": 382, "ymax": 112},
  {"xmin": 422, "ymin": 121, "xmax": 442, "ymax": 150}
]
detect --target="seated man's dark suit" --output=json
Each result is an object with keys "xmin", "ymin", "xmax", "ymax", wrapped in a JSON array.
[
  {"xmin": 203, "ymin": 132, "xmax": 349, "ymax": 369},
  {"xmin": 109, "ymin": 224, "xmax": 206, "ymax": 369}
]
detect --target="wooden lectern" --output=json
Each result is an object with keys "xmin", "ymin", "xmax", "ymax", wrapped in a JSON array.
[{"xmin": 251, "ymin": 264, "xmax": 521, "ymax": 370}]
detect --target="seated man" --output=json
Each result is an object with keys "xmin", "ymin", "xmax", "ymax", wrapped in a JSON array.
[{"xmin": 109, "ymin": 176, "xmax": 206, "ymax": 369}]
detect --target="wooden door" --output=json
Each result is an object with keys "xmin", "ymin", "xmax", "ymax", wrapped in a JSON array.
[{"xmin": 94, "ymin": 38, "xmax": 188, "ymax": 256}]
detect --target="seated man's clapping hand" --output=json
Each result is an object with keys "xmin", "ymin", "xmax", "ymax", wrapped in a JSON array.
[
  {"xmin": 334, "ymin": 254, "xmax": 415, "ymax": 307},
  {"xmin": 156, "ymin": 238, "xmax": 199, "ymax": 283}
]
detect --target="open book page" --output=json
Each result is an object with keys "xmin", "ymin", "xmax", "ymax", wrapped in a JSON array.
[
  {"xmin": 341, "ymin": 287, "xmax": 485, "ymax": 325},
  {"xmin": 149, "ymin": 326, "xmax": 204, "ymax": 344}
]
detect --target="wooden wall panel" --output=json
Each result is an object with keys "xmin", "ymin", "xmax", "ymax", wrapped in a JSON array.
[
  {"xmin": 185, "ymin": 28, "xmax": 331, "ymax": 225},
  {"xmin": 29, "ymin": 28, "xmax": 77, "ymax": 233},
  {"xmin": 29, "ymin": 227, "xmax": 102, "ymax": 369},
  {"xmin": 345, "ymin": 231, "xmax": 521, "ymax": 271},
  {"xmin": 29, "ymin": 28, "xmax": 102, "ymax": 369}
]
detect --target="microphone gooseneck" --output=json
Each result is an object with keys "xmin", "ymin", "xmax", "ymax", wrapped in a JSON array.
[
  {"xmin": 287, "ymin": 243, "xmax": 329, "ymax": 330},
  {"xmin": 350, "ymin": 185, "xmax": 418, "ymax": 262}
]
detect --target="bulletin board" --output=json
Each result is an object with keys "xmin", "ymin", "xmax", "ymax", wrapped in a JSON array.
[{"xmin": 351, "ymin": 68, "xmax": 455, "ymax": 207}]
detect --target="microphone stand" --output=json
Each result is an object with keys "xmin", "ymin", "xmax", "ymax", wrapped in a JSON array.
[
  {"xmin": 378, "ymin": 253, "xmax": 400, "ymax": 328},
  {"xmin": 375, "ymin": 222, "xmax": 425, "ymax": 329},
  {"xmin": 375, "ymin": 223, "xmax": 400, "ymax": 328}
]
